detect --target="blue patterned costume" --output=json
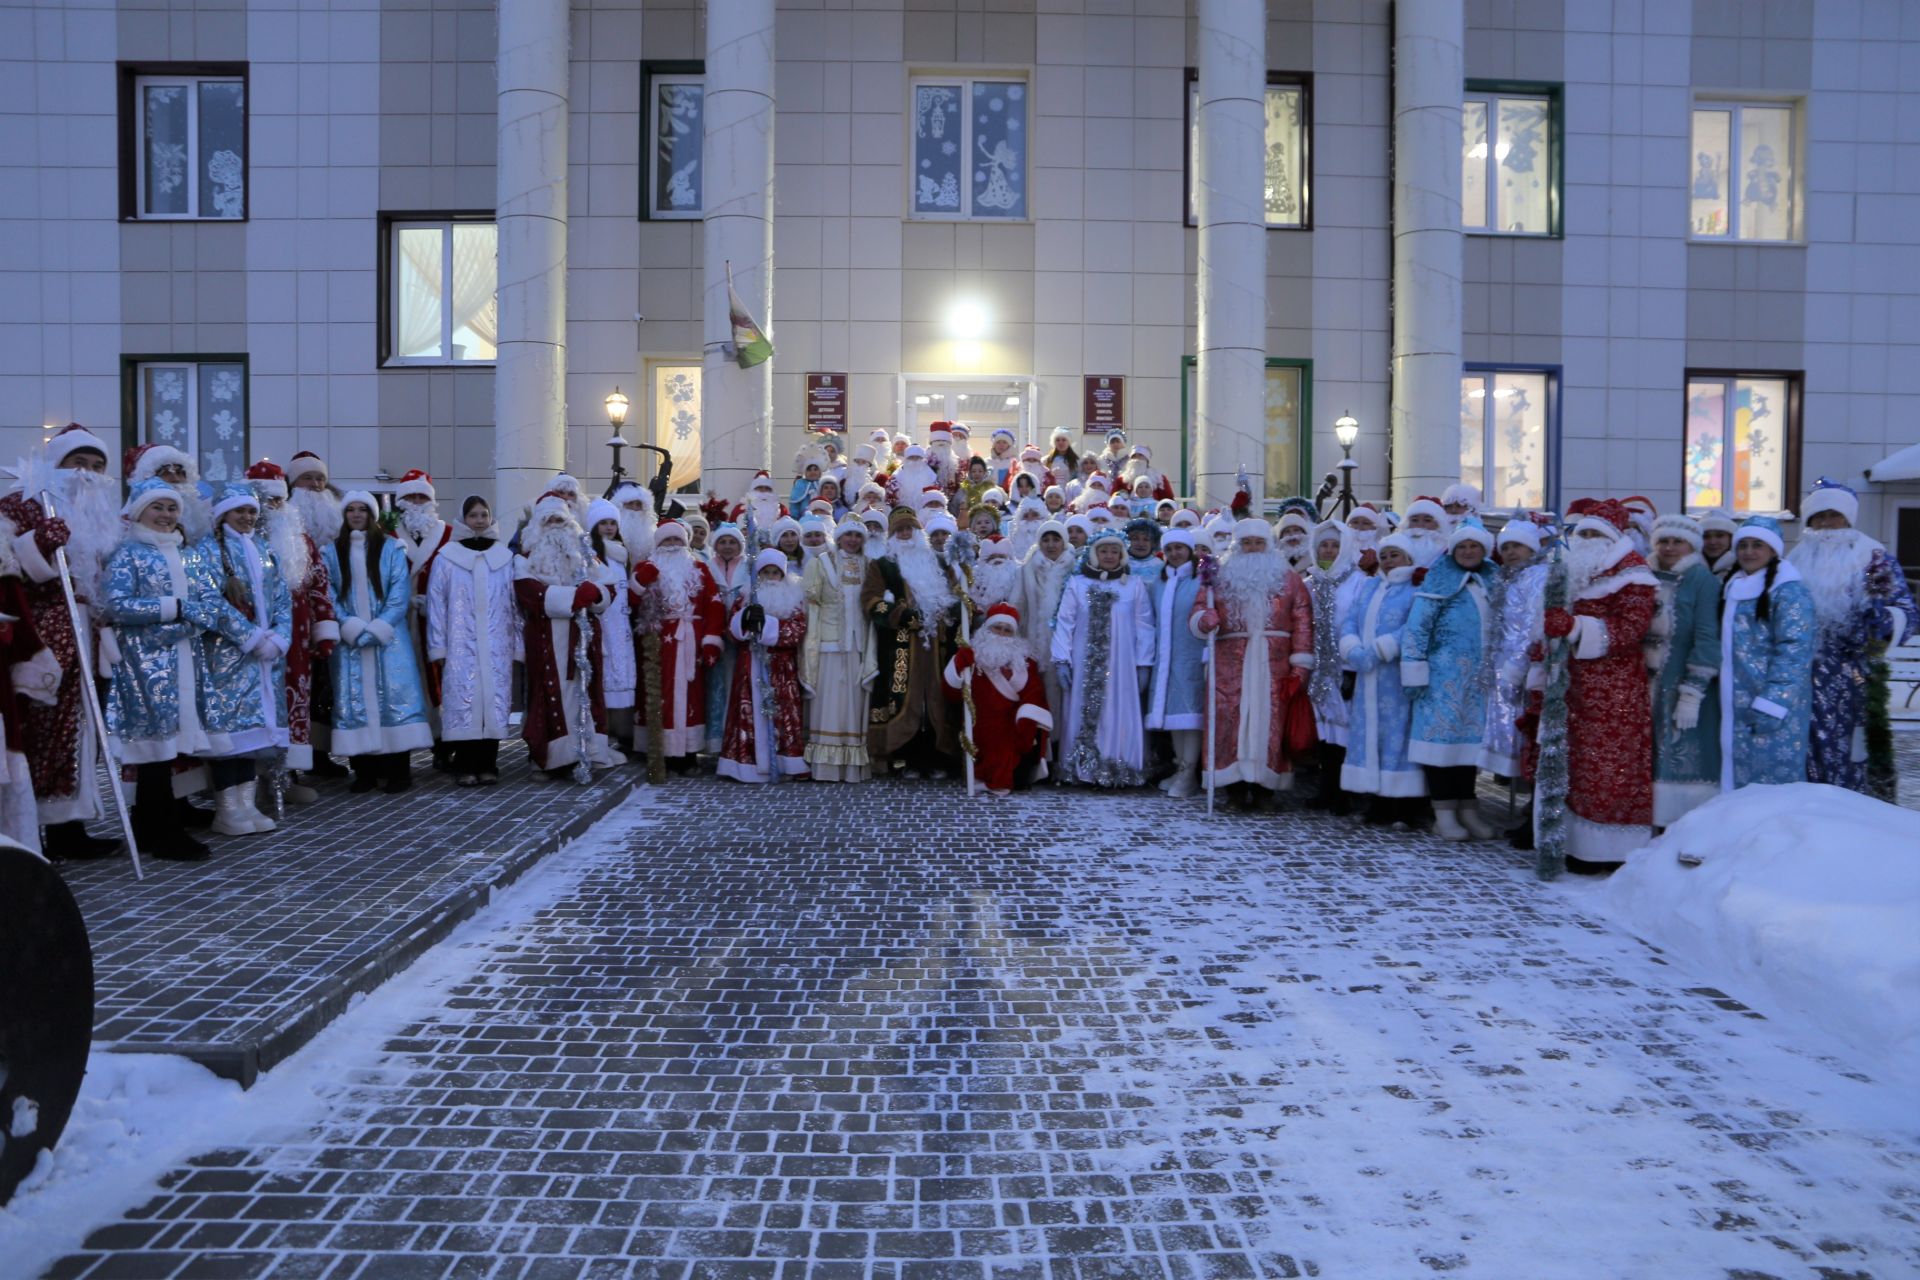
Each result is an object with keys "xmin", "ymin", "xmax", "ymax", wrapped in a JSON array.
[
  {"xmin": 1719, "ymin": 562, "xmax": 1817, "ymax": 790},
  {"xmin": 1479, "ymin": 561, "xmax": 1545, "ymax": 776},
  {"xmin": 102, "ymin": 527, "xmax": 259, "ymax": 763},
  {"xmin": 1341, "ymin": 567, "xmax": 1424, "ymax": 796},
  {"xmin": 1144, "ymin": 561, "xmax": 1206, "ymax": 731},
  {"xmin": 194, "ymin": 527, "xmax": 294, "ymax": 757},
  {"xmin": 1400, "ymin": 554, "xmax": 1497, "ymax": 767},
  {"xmin": 1796, "ymin": 540, "xmax": 1918, "ymax": 794},
  {"xmin": 322, "ymin": 531, "xmax": 434, "ymax": 757},
  {"xmin": 1649, "ymin": 556, "xmax": 1723, "ymax": 823}
]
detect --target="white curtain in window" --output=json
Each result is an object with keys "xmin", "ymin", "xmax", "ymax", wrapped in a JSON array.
[
  {"xmin": 450, "ymin": 224, "xmax": 497, "ymax": 357},
  {"xmin": 396, "ymin": 228, "xmax": 444, "ymax": 359}
]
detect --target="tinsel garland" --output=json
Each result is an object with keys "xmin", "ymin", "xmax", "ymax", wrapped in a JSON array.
[
  {"xmin": 1533, "ymin": 552, "xmax": 1572, "ymax": 881},
  {"xmin": 1307, "ymin": 569, "xmax": 1349, "ymax": 729},
  {"xmin": 1866, "ymin": 648, "xmax": 1896, "ymax": 804},
  {"xmin": 640, "ymin": 630, "xmax": 665, "ymax": 783},
  {"xmin": 570, "ymin": 607, "xmax": 596, "ymax": 784},
  {"xmin": 1066, "ymin": 582, "xmax": 1141, "ymax": 787}
]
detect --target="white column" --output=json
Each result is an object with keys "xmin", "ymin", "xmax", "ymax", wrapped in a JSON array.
[
  {"xmin": 1193, "ymin": 0, "xmax": 1269, "ymax": 511},
  {"xmin": 493, "ymin": 0, "xmax": 571, "ymax": 520},
  {"xmin": 1390, "ymin": 0, "xmax": 1464, "ymax": 509},
  {"xmin": 701, "ymin": 0, "xmax": 775, "ymax": 506}
]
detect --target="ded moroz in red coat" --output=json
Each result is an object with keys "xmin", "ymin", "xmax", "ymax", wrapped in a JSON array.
[
  {"xmin": 514, "ymin": 561, "xmax": 614, "ymax": 771},
  {"xmin": 943, "ymin": 608, "xmax": 1053, "ymax": 794},
  {"xmin": 1548, "ymin": 501, "xmax": 1660, "ymax": 861},
  {"xmin": 1191, "ymin": 542, "xmax": 1316, "ymax": 791},
  {"xmin": 631, "ymin": 549, "xmax": 726, "ymax": 757}
]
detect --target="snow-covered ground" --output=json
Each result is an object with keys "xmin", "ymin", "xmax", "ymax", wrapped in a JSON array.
[
  {"xmin": 0, "ymin": 794, "xmax": 661, "ymax": 1279},
  {"xmin": 1590, "ymin": 782, "xmax": 1920, "ymax": 1077}
]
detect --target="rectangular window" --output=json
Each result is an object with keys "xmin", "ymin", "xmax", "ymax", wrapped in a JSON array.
[
  {"xmin": 1179, "ymin": 356, "xmax": 1311, "ymax": 504},
  {"xmin": 1462, "ymin": 83, "xmax": 1559, "ymax": 236},
  {"xmin": 1683, "ymin": 372, "xmax": 1801, "ymax": 516},
  {"xmin": 644, "ymin": 65, "xmax": 704, "ymax": 219},
  {"xmin": 379, "ymin": 215, "xmax": 497, "ymax": 366},
  {"xmin": 1184, "ymin": 71, "xmax": 1311, "ymax": 229},
  {"xmin": 129, "ymin": 358, "xmax": 249, "ymax": 484},
  {"xmin": 649, "ymin": 359, "xmax": 704, "ymax": 492},
  {"xmin": 1690, "ymin": 101, "xmax": 1798, "ymax": 241},
  {"xmin": 910, "ymin": 75, "xmax": 1028, "ymax": 220},
  {"xmin": 121, "ymin": 67, "xmax": 248, "ymax": 221},
  {"xmin": 1459, "ymin": 367, "xmax": 1556, "ymax": 512}
]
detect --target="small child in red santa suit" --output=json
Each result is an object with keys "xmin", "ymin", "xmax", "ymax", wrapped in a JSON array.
[{"xmin": 943, "ymin": 603, "xmax": 1052, "ymax": 796}]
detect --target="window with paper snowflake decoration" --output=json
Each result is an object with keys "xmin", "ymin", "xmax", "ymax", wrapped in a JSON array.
[
  {"xmin": 670, "ymin": 408, "xmax": 697, "ymax": 441},
  {"xmin": 665, "ymin": 372, "xmax": 696, "ymax": 405},
  {"xmin": 151, "ymin": 409, "xmax": 183, "ymax": 445},
  {"xmin": 211, "ymin": 409, "xmax": 237, "ymax": 441},
  {"xmin": 209, "ymin": 369, "xmax": 241, "ymax": 402}
]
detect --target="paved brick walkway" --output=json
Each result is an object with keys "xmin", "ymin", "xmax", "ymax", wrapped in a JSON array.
[
  {"xmin": 58, "ymin": 743, "xmax": 637, "ymax": 1084},
  {"xmin": 40, "ymin": 776, "xmax": 1920, "ymax": 1279}
]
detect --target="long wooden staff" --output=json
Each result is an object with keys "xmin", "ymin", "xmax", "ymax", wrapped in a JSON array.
[
  {"xmin": 38, "ymin": 491, "xmax": 141, "ymax": 879},
  {"xmin": 1200, "ymin": 553, "xmax": 1218, "ymax": 816}
]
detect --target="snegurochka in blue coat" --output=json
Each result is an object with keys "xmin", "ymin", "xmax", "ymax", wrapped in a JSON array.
[
  {"xmin": 1340, "ymin": 535, "xmax": 1425, "ymax": 801},
  {"xmin": 322, "ymin": 491, "xmax": 435, "ymax": 793},
  {"xmin": 1718, "ymin": 516, "xmax": 1817, "ymax": 791},
  {"xmin": 1144, "ymin": 528, "xmax": 1207, "ymax": 799}
]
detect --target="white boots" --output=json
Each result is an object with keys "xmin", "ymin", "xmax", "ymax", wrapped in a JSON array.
[
  {"xmin": 212, "ymin": 784, "xmax": 276, "ymax": 836},
  {"xmin": 1434, "ymin": 799, "xmax": 1495, "ymax": 842},
  {"xmin": 1165, "ymin": 730, "xmax": 1201, "ymax": 799}
]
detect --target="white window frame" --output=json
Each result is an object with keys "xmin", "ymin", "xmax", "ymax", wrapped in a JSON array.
[
  {"xmin": 133, "ymin": 73, "xmax": 245, "ymax": 221},
  {"xmin": 1459, "ymin": 367, "xmax": 1557, "ymax": 514},
  {"xmin": 133, "ymin": 359, "xmax": 247, "ymax": 473},
  {"xmin": 907, "ymin": 71, "xmax": 1032, "ymax": 222},
  {"xmin": 385, "ymin": 218, "xmax": 496, "ymax": 368},
  {"xmin": 646, "ymin": 72, "xmax": 705, "ymax": 220},
  {"xmin": 1461, "ymin": 89, "xmax": 1554, "ymax": 238},
  {"xmin": 1688, "ymin": 97, "xmax": 1802, "ymax": 244}
]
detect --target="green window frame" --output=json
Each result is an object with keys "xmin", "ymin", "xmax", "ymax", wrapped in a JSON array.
[
  {"xmin": 1463, "ymin": 79, "xmax": 1563, "ymax": 239},
  {"xmin": 1178, "ymin": 356, "xmax": 1312, "ymax": 508}
]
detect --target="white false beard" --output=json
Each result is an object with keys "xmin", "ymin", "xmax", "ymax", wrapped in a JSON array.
[
  {"xmin": 1348, "ymin": 527, "xmax": 1379, "ymax": 551},
  {"xmin": 888, "ymin": 538, "xmax": 956, "ymax": 623},
  {"xmin": 1788, "ymin": 528, "xmax": 1877, "ymax": 632},
  {"xmin": 1404, "ymin": 529, "xmax": 1448, "ymax": 566},
  {"xmin": 843, "ymin": 462, "xmax": 872, "ymax": 494},
  {"xmin": 290, "ymin": 487, "xmax": 342, "ymax": 541},
  {"xmin": 756, "ymin": 577, "xmax": 804, "ymax": 620},
  {"xmin": 1280, "ymin": 537, "xmax": 1310, "ymax": 569},
  {"xmin": 971, "ymin": 628, "xmax": 1026, "ymax": 673},
  {"xmin": 1121, "ymin": 459, "xmax": 1150, "ymax": 487},
  {"xmin": 524, "ymin": 523, "xmax": 589, "ymax": 586},
  {"xmin": 1009, "ymin": 523, "xmax": 1042, "ymax": 559},
  {"xmin": 398, "ymin": 503, "xmax": 441, "ymax": 541},
  {"xmin": 649, "ymin": 547, "xmax": 704, "ymax": 614},
  {"xmin": 54, "ymin": 469, "xmax": 120, "ymax": 597},
  {"xmin": 969, "ymin": 559, "xmax": 1022, "ymax": 608},
  {"xmin": 929, "ymin": 443, "xmax": 957, "ymax": 485},
  {"xmin": 1565, "ymin": 534, "xmax": 1627, "ymax": 596},
  {"xmin": 892, "ymin": 460, "xmax": 937, "ymax": 501},
  {"xmin": 262, "ymin": 507, "xmax": 312, "ymax": 586},
  {"xmin": 1220, "ymin": 549, "xmax": 1290, "ymax": 625},
  {"xmin": 615, "ymin": 510, "xmax": 654, "ymax": 559}
]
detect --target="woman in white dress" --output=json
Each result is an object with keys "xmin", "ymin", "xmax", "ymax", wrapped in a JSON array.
[{"xmin": 1050, "ymin": 531, "xmax": 1156, "ymax": 787}]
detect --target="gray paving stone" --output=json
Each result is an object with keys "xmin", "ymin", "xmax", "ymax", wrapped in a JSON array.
[{"xmin": 45, "ymin": 766, "xmax": 1920, "ymax": 1278}]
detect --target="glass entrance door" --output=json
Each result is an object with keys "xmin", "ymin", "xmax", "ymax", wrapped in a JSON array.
[{"xmin": 905, "ymin": 379, "xmax": 1032, "ymax": 444}]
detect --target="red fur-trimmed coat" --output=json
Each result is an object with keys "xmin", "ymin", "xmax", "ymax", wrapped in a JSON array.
[
  {"xmin": 719, "ymin": 603, "xmax": 808, "ymax": 781},
  {"xmin": 285, "ymin": 532, "xmax": 339, "ymax": 769},
  {"xmin": 1544, "ymin": 547, "xmax": 1659, "ymax": 854},
  {"xmin": 943, "ymin": 649, "xmax": 1052, "ymax": 792},
  {"xmin": 514, "ymin": 570, "xmax": 614, "ymax": 770},
  {"xmin": 1191, "ymin": 573, "xmax": 1315, "ymax": 788},
  {"xmin": 0, "ymin": 494, "xmax": 91, "ymax": 809},
  {"xmin": 631, "ymin": 557, "xmax": 726, "ymax": 756}
]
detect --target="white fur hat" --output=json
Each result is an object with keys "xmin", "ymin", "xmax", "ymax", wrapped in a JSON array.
[
  {"xmin": 1650, "ymin": 513, "xmax": 1703, "ymax": 550},
  {"xmin": 1232, "ymin": 517, "xmax": 1273, "ymax": 545}
]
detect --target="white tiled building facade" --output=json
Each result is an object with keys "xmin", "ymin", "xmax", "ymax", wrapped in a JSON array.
[{"xmin": 6, "ymin": 0, "xmax": 1920, "ymax": 559}]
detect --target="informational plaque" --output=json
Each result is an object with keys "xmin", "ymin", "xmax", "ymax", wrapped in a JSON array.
[
  {"xmin": 1083, "ymin": 374, "xmax": 1125, "ymax": 435},
  {"xmin": 805, "ymin": 372, "xmax": 848, "ymax": 433}
]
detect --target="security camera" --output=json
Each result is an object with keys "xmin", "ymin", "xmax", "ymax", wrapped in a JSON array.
[{"xmin": 633, "ymin": 312, "xmax": 645, "ymax": 323}]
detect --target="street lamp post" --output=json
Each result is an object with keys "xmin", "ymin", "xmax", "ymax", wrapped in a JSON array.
[
  {"xmin": 603, "ymin": 387, "xmax": 630, "ymax": 498},
  {"xmin": 1334, "ymin": 411, "xmax": 1360, "ymax": 519}
]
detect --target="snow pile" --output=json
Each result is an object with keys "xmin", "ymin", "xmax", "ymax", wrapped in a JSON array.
[{"xmin": 1596, "ymin": 782, "xmax": 1920, "ymax": 1074}]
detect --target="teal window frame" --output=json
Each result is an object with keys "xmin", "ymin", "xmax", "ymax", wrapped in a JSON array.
[
  {"xmin": 1463, "ymin": 79, "xmax": 1564, "ymax": 239},
  {"xmin": 1178, "ymin": 355, "xmax": 1313, "ymax": 509}
]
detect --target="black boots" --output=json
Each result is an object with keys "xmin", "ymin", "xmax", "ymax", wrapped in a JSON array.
[{"xmin": 42, "ymin": 820, "xmax": 119, "ymax": 861}]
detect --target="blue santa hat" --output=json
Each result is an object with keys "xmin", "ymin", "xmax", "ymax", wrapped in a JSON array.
[{"xmin": 1734, "ymin": 514, "xmax": 1785, "ymax": 558}]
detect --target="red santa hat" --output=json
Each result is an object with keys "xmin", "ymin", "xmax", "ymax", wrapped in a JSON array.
[
  {"xmin": 983, "ymin": 602, "xmax": 1021, "ymax": 631},
  {"xmin": 47, "ymin": 422, "xmax": 109, "ymax": 466},
  {"xmin": 285, "ymin": 449, "xmax": 327, "ymax": 485},
  {"xmin": 1020, "ymin": 444, "xmax": 1043, "ymax": 462},
  {"xmin": 395, "ymin": 469, "xmax": 435, "ymax": 501},
  {"xmin": 1403, "ymin": 496, "xmax": 1449, "ymax": 527},
  {"xmin": 747, "ymin": 469, "xmax": 776, "ymax": 493},
  {"xmin": 979, "ymin": 535, "xmax": 1011, "ymax": 561},
  {"xmin": 246, "ymin": 458, "xmax": 289, "ymax": 500},
  {"xmin": 928, "ymin": 424, "xmax": 952, "ymax": 446},
  {"xmin": 124, "ymin": 442, "xmax": 196, "ymax": 484},
  {"xmin": 653, "ymin": 518, "xmax": 689, "ymax": 545},
  {"xmin": 1572, "ymin": 497, "xmax": 1631, "ymax": 542}
]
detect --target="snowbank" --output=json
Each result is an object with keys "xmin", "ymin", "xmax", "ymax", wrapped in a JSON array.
[{"xmin": 1595, "ymin": 782, "xmax": 1920, "ymax": 1074}]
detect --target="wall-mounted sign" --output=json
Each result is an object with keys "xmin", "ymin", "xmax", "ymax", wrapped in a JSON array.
[
  {"xmin": 805, "ymin": 372, "xmax": 848, "ymax": 432},
  {"xmin": 1083, "ymin": 374, "xmax": 1125, "ymax": 435}
]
